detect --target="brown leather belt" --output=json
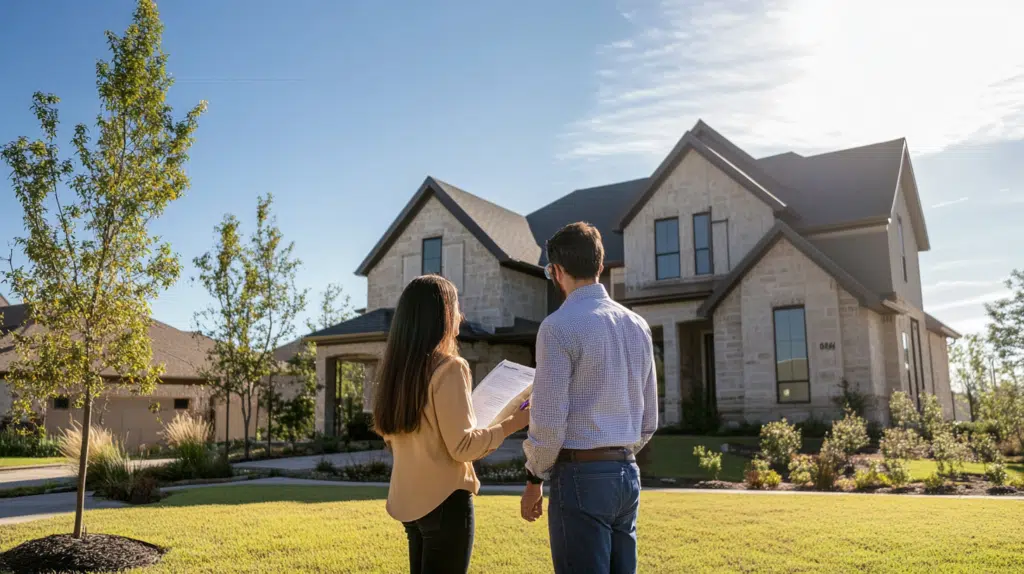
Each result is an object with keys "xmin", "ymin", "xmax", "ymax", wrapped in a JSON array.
[{"xmin": 557, "ymin": 447, "xmax": 635, "ymax": 463}]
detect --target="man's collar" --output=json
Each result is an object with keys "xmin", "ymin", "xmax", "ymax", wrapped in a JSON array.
[{"xmin": 565, "ymin": 282, "xmax": 608, "ymax": 304}]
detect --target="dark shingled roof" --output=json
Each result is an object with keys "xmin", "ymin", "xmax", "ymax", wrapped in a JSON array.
[
  {"xmin": 925, "ymin": 313, "xmax": 962, "ymax": 339},
  {"xmin": 307, "ymin": 308, "xmax": 394, "ymax": 339},
  {"xmin": 527, "ymin": 178, "xmax": 648, "ymax": 266}
]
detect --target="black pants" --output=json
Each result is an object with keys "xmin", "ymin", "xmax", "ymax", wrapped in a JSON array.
[{"xmin": 403, "ymin": 489, "xmax": 474, "ymax": 574}]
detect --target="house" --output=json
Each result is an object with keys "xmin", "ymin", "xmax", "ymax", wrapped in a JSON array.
[
  {"xmin": 308, "ymin": 119, "xmax": 961, "ymax": 432},
  {"xmin": 0, "ymin": 299, "xmax": 259, "ymax": 449}
]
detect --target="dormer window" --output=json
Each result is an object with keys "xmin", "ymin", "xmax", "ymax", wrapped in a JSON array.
[
  {"xmin": 693, "ymin": 212, "xmax": 712, "ymax": 276},
  {"xmin": 655, "ymin": 218, "xmax": 680, "ymax": 280},
  {"xmin": 422, "ymin": 237, "xmax": 442, "ymax": 276}
]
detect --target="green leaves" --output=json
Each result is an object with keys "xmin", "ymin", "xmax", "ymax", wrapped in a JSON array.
[{"xmin": 986, "ymin": 269, "xmax": 1024, "ymax": 380}]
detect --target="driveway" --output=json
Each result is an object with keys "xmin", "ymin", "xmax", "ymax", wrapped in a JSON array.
[{"xmin": 0, "ymin": 459, "xmax": 173, "ymax": 491}]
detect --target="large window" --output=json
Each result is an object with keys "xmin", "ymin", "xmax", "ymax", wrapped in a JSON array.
[
  {"xmin": 422, "ymin": 237, "xmax": 442, "ymax": 276},
  {"xmin": 655, "ymin": 218, "xmax": 680, "ymax": 280},
  {"xmin": 897, "ymin": 215, "xmax": 908, "ymax": 282},
  {"xmin": 774, "ymin": 307, "xmax": 809, "ymax": 403},
  {"xmin": 693, "ymin": 213, "xmax": 712, "ymax": 275}
]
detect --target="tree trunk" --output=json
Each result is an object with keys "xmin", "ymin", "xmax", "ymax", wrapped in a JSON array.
[
  {"xmin": 266, "ymin": 384, "xmax": 273, "ymax": 454},
  {"xmin": 223, "ymin": 393, "xmax": 230, "ymax": 461},
  {"xmin": 73, "ymin": 393, "xmax": 93, "ymax": 539},
  {"xmin": 240, "ymin": 390, "xmax": 252, "ymax": 460},
  {"xmin": 254, "ymin": 389, "xmax": 261, "ymax": 453}
]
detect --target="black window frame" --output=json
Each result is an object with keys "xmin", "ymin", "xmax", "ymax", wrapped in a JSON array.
[
  {"xmin": 53, "ymin": 396, "xmax": 70, "ymax": 410},
  {"xmin": 173, "ymin": 398, "xmax": 191, "ymax": 410},
  {"xmin": 693, "ymin": 212, "xmax": 713, "ymax": 276},
  {"xmin": 772, "ymin": 306, "xmax": 811, "ymax": 404},
  {"xmin": 654, "ymin": 217, "xmax": 680, "ymax": 280},
  {"xmin": 421, "ymin": 236, "xmax": 443, "ymax": 276},
  {"xmin": 897, "ymin": 215, "xmax": 908, "ymax": 282}
]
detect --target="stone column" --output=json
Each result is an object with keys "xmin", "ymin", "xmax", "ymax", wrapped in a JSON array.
[{"xmin": 662, "ymin": 321, "xmax": 681, "ymax": 425}]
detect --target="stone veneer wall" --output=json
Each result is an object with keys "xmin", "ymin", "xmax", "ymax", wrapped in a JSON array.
[
  {"xmin": 461, "ymin": 341, "xmax": 534, "ymax": 387},
  {"xmin": 631, "ymin": 301, "xmax": 702, "ymax": 425},
  {"xmin": 366, "ymin": 196, "xmax": 504, "ymax": 330},
  {"xmin": 499, "ymin": 267, "xmax": 547, "ymax": 325},
  {"xmin": 929, "ymin": 331, "xmax": 954, "ymax": 419},
  {"xmin": 888, "ymin": 179, "xmax": 925, "ymax": 310},
  {"xmin": 622, "ymin": 150, "xmax": 775, "ymax": 294},
  {"xmin": 713, "ymin": 238, "xmax": 882, "ymax": 423},
  {"xmin": 315, "ymin": 341, "xmax": 386, "ymax": 434}
]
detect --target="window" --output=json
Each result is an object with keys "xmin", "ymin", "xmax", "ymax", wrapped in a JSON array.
[
  {"xmin": 422, "ymin": 237, "xmax": 442, "ymax": 276},
  {"xmin": 693, "ymin": 213, "xmax": 712, "ymax": 275},
  {"xmin": 655, "ymin": 218, "xmax": 680, "ymax": 280},
  {"xmin": 53, "ymin": 396, "xmax": 70, "ymax": 410},
  {"xmin": 774, "ymin": 307, "xmax": 809, "ymax": 403},
  {"xmin": 897, "ymin": 216, "xmax": 907, "ymax": 282},
  {"xmin": 173, "ymin": 398, "xmax": 190, "ymax": 410}
]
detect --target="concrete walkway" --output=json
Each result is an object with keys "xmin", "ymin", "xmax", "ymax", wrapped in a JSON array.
[
  {"xmin": 0, "ymin": 492, "xmax": 127, "ymax": 526},
  {"xmin": 232, "ymin": 441, "xmax": 525, "ymax": 472},
  {"xmin": 0, "ymin": 459, "xmax": 173, "ymax": 491}
]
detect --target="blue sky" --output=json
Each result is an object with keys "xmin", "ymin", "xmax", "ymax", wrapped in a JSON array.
[{"xmin": 1, "ymin": 0, "xmax": 1021, "ymax": 336}]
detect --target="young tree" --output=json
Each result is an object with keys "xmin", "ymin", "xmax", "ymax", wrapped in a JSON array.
[
  {"xmin": 275, "ymin": 341, "xmax": 320, "ymax": 451},
  {"xmin": 987, "ymin": 269, "xmax": 1024, "ymax": 383},
  {"xmin": 950, "ymin": 334, "xmax": 995, "ymax": 421},
  {"xmin": 0, "ymin": 0, "xmax": 204, "ymax": 538},
  {"xmin": 306, "ymin": 284, "xmax": 364, "ymax": 439},
  {"xmin": 194, "ymin": 196, "xmax": 304, "ymax": 460}
]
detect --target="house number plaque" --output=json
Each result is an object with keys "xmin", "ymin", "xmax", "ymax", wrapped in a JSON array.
[{"xmin": 819, "ymin": 342, "xmax": 836, "ymax": 350}]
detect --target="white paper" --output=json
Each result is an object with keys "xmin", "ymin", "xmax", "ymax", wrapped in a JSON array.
[{"xmin": 471, "ymin": 360, "xmax": 535, "ymax": 428}]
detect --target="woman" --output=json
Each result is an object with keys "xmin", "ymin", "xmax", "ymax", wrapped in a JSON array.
[{"xmin": 374, "ymin": 275, "xmax": 530, "ymax": 574}]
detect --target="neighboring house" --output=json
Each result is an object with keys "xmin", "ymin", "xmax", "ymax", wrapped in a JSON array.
[
  {"xmin": 308, "ymin": 119, "xmax": 961, "ymax": 432},
  {"xmin": 0, "ymin": 299, "xmax": 257, "ymax": 449}
]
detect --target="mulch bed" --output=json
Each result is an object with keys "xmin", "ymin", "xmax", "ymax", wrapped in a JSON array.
[{"xmin": 0, "ymin": 534, "xmax": 165, "ymax": 573}]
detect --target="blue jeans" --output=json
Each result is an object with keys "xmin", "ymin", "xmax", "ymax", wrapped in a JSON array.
[{"xmin": 549, "ymin": 461, "xmax": 641, "ymax": 574}]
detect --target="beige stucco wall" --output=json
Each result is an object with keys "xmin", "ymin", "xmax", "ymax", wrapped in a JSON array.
[
  {"xmin": 365, "ymin": 196, "xmax": 505, "ymax": 330},
  {"xmin": 713, "ymin": 238, "xmax": 883, "ymax": 423},
  {"xmin": 888, "ymin": 180, "xmax": 924, "ymax": 310},
  {"xmin": 929, "ymin": 331, "xmax": 955, "ymax": 419},
  {"xmin": 500, "ymin": 267, "xmax": 547, "ymax": 325},
  {"xmin": 631, "ymin": 301, "xmax": 703, "ymax": 425},
  {"xmin": 622, "ymin": 150, "xmax": 775, "ymax": 294}
]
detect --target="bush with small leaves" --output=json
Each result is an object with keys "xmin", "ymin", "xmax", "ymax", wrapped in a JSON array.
[
  {"xmin": 744, "ymin": 458, "xmax": 781, "ymax": 490},
  {"xmin": 919, "ymin": 394, "xmax": 946, "ymax": 441},
  {"xmin": 812, "ymin": 439, "xmax": 844, "ymax": 491},
  {"xmin": 880, "ymin": 427, "xmax": 924, "ymax": 461},
  {"xmin": 923, "ymin": 472, "xmax": 949, "ymax": 494},
  {"xmin": 835, "ymin": 477, "xmax": 856, "ymax": 491},
  {"xmin": 788, "ymin": 455, "xmax": 815, "ymax": 487},
  {"xmin": 853, "ymin": 461, "xmax": 891, "ymax": 491},
  {"xmin": 692, "ymin": 445, "xmax": 723, "ymax": 481},
  {"xmin": 931, "ymin": 429, "xmax": 970, "ymax": 478},
  {"xmin": 829, "ymin": 409, "xmax": 870, "ymax": 464},
  {"xmin": 889, "ymin": 391, "xmax": 920, "ymax": 430},
  {"xmin": 759, "ymin": 419, "xmax": 801, "ymax": 469},
  {"xmin": 985, "ymin": 462, "xmax": 1009, "ymax": 486},
  {"xmin": 885, "ymin": 458, "xmax": 912, "ymax": 488},
  {"xmin": 315, "ymin": 457, "xmax": 337, "ymax": 474},
  {"xmin": 971, "ymin": 431, "xmax": 1002, "ymax": 464}
]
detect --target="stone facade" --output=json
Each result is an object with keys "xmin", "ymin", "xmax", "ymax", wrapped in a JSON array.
[
  {"xmin": 314, "ymin": 340, "xmax": 386, "ymax": 433},
  {"xmin": 631, "ymin": 301, "xmax": 702, "ymax": 425},
  {"xmin": 623, "ymin": 150, "xmax": 775, "ymax": 294},
  {"xmin": 500, "ymin": 267, "xmax": 548, "ymax": 325},
  {"xmin": 929, "ymin": 331, "xmax": 954, "ymax": 415},
  {"xmin": 888, "ymin": 181, "xmax": 924, "ymax": 310},
  {"xmin": 460, "ymin": 341, "xmax": 534, "ymax": 387}
]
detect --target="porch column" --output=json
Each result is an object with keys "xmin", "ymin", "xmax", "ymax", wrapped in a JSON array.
[
  {"xmin": 362, "ymin": 362, "xmax": 377, "ymax": 413},
  {"xmin": 662, "ymin": 322, "xmax": 681, "ymax": 425},
  {"xmin": 322, "ymin": 358, "xmax": 338, "ymax": 436}
]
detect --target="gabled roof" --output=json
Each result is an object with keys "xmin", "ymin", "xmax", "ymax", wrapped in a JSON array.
[
  {"xmin": 697, "ymin": 221, "xmax": 888, "ymax": 317},
  {"xmin": 304, "ymin": 307, "xmax": 541, "ymax": 345},
  {"xmin": 527, "ymin": 178, "xmax": 648, "ymax": 266},
  {"xmin": 355, "ymin": 177, "xmax": 542, "ymax": 277},
  {"xmin": 925, "ymin": 313, "xmax": 962, "ymax": 339},
  {"xmin": 618, "ymin": 122, "xmax": 795, "ymax": 229},
  {"xmin": 307, "ymin": 308, "xmax": 394, "ymax": 340},
  {"xmin": 0, "ymin": 294, "xmax": 8, "ymax": 307},
  {"xmin": 0, "ymin": 304, "xmax": 215, "ymax": 380}
]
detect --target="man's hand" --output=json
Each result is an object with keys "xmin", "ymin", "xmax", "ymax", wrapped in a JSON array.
[{"xmin": 520, "ymin": 482, "xmax": 544, "ymax": 522}]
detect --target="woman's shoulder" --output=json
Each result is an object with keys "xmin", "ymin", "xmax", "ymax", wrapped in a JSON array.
[{"xmin": 430, "ymin": 355, "xmax": 470, "ymax": 387}]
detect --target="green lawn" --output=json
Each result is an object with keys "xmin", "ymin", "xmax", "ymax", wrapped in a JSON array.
[
  {"xmin": 0, "ymin": 457, "xmax": 64, "ymax": 468},
  {"xmin": 2, "ymin": 485, "xmax": 1022, "ymax": 572},
  {"xmin": 643, "ymin": 435, "xmax": 824, "ymax": 481},
  {"xmin": 907, "ymin": 459, "xmax": 1024, "ymax": 481}
]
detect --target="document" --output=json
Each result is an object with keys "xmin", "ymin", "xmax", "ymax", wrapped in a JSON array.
[{"xmin": 471, "ymin": 360, "xmax": 535, "ymax": 428}]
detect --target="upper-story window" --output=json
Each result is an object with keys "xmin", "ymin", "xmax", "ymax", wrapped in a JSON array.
[
  {"xmin": 422, "ymin": 237, "xmax": 442, "ymax": 276},
  {"xmin": 655, "ymin": 218, "xmax": 680, "ymax": 280},
  {"xmin": 693, "ymin": 212, "xmax": 712, "ymax": 276},
  {"xmin": 774, "ymin": 306, "xmax": 809, "ymax": 403},
  {"xmin": 897, "ymin": 215, "xmax": 907, "ymax": 282}
]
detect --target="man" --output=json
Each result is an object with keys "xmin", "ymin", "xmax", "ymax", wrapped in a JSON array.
[{"xmin": 522, "ymin": 222, "xmax": 658, "ymax": 574}]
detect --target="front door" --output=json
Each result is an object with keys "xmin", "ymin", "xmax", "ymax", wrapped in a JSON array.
[{"xmin": 702, "ymin": 332, "xmax": 717, "ymax": 415}]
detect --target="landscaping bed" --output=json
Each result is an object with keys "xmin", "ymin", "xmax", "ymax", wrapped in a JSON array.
[{"xmin": 0, "ymin": 534, "xmax": 164, "ymax": 574}]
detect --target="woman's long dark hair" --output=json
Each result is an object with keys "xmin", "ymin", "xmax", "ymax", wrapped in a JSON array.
[{"xmin": 373, "ymin": 275, "xmax": 461, "ymax": 435}]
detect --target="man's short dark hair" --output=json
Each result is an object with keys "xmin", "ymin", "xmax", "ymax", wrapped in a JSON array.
[{"xmin": 546, "ymin": 222, "xmax": 604, "ymax": 279}]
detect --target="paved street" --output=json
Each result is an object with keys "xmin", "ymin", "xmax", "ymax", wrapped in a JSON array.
[{"xmin": 0, "ymin": 459, "xmax": 173, "ymax": 490}]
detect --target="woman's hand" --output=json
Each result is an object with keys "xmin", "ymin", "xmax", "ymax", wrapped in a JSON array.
[{"xmin": 501, "ymin": 406, "xmax": 531, "ymax": 437}]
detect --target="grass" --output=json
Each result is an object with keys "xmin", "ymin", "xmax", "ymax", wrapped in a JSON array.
[
  {"xmin": 643, "ymin": 435, "xmax": 824, "ymax": 481},
  {"xmin": 1, "ymin": 485, "xmax": 1023, "ymax": 572},
  {"xmin": 0, "ymin": 457, "xmax": 64, "ymax": 468},
  {"xmin": 907, "ymin": 459, "xmax": 1024, "ymax": 481}
]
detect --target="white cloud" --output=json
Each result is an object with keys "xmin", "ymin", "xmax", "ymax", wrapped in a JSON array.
[
  {"xmin": 927, "ymin": 290, "xmax": 1012, "ymax": 313},
  {"xmin": 928, "ymin": 258, "xmax": 1003, "ymax": 273},
  {"xmin": 563, "ymin": 0, "xmax": 1024, "ymax": 161},
  {"xmin": 931, "ymin": 197, "xmax": 969, "ymax": 209},
  {"xmin": 923, "ymin": 280, "xmax": 1002, "ymax": 293}
]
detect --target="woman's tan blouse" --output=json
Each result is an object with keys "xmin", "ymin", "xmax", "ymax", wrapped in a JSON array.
[{"xmin": 383, "ymin": 356, "xmax": 514, "ymax": 523}]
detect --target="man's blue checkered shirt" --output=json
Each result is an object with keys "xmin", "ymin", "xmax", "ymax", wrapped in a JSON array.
[{"xmin": 524, "ymin": 283, "xmax": 658, "ymax": 480}]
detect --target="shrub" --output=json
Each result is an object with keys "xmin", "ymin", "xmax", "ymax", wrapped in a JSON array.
[
  {"xmin": 788, "ymin": 455, "xmax": 815, "ymax": 486},
  {"xmin": 475, "ymin": 458, "xmax": 528, "ymax": 483},
  {"xmin": 311, "ymin": 433, "xmax": 343, "ymax": 455},
  {"xmin": 338, "ymin": 460, "xmax": 391, "ymax": 482},
  {"xmin": 100, "ymin": 470, "xmax": 161, "ymax": 504},
  {"xmin": 833, "ymin": 379, "xmax": 869, "ymax": 418},
  {"xmin": 759, "ymin": 419, "xmax": 801, "ymax": 469},
  {"xmin": 985, "ymin": 462, "xmax": 1009, "ymax": 486},
  {"xmin": 315, "ymin": 457, "xmax": 337, "ymax": 474},
  {"xmin": 971, "ymin": 431, "xmax": 1002, "ymax": 464},
  {"xmin": 923, "ymin": 472, "xmax": 949, "ymax": 494},
  {"xmin": 919, "ymin": 394, "xmax": 946, "ymax": 441},
  {"xmin": 795, "ymin": 418, "xmax": 830, "ymax": 439},
  {"xmin": 828, "ymin": 410, "xmax": 870, "ymax": 464},
  {"xmin": 163, "ymin": 413, "xmax": 211, "ymax": 470},
  {"xmin": 866, "ymin": 422, "xmax": 884, "ymax": 447},
  {"xmin": 692, "ymin": 445, "xmax": 723, "ymax": 481},
  {"xmin": 0, "ymin": 428, "xmax": 61, "ymax": 458},
  {"xmin": 811, "ymin": 439, "xmax": 844, "ymax": 491},
  {"xmin": 889, "ymin": 391, "xmax": 920, "ymax": 430},
  {"xmin": 931, "ymin": 429, "xmax": 970, "ymax": 478},
  {"xmin": 835, "ymin": 478, "xmax": 856, "ymax": 491},
  {"xmin": 880, "ymin": 427, "xmax": 924, "ymax": 461},
  {"xmin": 744, "ymin": 458, "xmax": 781, "ymax": 490},
  {"xmin": 58, "ymin": 424, "xmax": 125, "ymax": 487},
  {"xmin": 953, "ymin": 420, "xmax": 1002, "ymax": 443},
  {"xmin": 853, "ymin": 461, "xmax": 891, "ymax": 491},
  {"xmin": 885, "ymin": 458, "xmax": 912, "ymax": 488}
]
